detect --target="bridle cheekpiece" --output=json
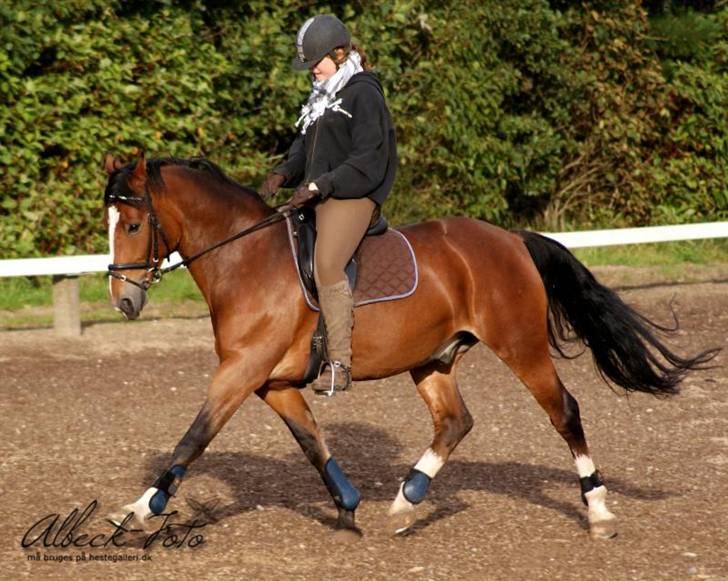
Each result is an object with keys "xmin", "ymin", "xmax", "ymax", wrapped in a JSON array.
[{"xmin": 106, "ymin": 186, "xmax": 172, "ymax": 291}]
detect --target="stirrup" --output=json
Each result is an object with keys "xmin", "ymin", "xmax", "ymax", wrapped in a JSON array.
[{"xmin": 312, "ymin": 361, "xmax": 351, "ymax": 396}]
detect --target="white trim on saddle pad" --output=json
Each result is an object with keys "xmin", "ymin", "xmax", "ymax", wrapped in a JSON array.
[{"xmin": 285, "ymin": 214, "xmax": 419, "ymax": 311}]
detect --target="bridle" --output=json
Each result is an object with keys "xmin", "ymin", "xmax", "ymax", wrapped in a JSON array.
[
  {"xmin": 107, "ymin": 186, "xmax": 171, "ymax": 291},
  {"xmin": 107, "ymin": 186, "xmax": 290, "ymax": 291}
]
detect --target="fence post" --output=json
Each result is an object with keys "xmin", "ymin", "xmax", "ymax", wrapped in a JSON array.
[{"xmin": 52, "ymin": 275, "xmax": 82, "ymax": 336}]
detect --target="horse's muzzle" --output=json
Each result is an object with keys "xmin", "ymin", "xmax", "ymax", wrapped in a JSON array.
[{"xmin": 113, "ymin": 284, "xmax": 148, "ymax": 320}]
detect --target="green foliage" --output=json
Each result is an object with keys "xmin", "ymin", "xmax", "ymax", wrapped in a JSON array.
[
  {"xmin": 541, "ymin": 2, "xmax": 667, "ymax": 227},
  {"xmin": 0, "ymin": 0, "xmax": 726, "ymax": 258},
  {"xmin": 649, "ymin": 9, "xmax": 722, "ymax": 63},
  {"xmin": 0, "ymin": 268, "xmax": 201, "ymax": 311},
  {"xmin": 0, "ymin": 276, "xmax": 50, "ymax": 309},
  {"xmin": 648, "ymin": 7, "xmax": 728, "ymax": 222},
  {"xmin": 378, "ymin": 1, "xmax": 573, "ymax": 224},
  {"xmin": 573, "ymin": 238, "xmax": 728, "ymax": 267},
  {"xmin": 1, "ymin": 1, "xmax": 233, "ymax": 257},
  {"xmin": 0, "ymin": 269, "xmax": 205, "ymax": 328}
]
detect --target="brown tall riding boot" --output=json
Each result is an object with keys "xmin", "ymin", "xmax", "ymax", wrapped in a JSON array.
[{"xmin": 313, "ymin": 279, "xmax": 353, "ymax": 395}]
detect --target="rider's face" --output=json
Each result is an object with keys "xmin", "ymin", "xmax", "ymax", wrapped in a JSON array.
[{"xmin": 311, "ymin": 55, "xmax": 338, "ymax": 82}]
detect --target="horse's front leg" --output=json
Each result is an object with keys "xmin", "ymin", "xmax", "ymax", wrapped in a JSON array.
[
  {"xmin": 110, "ymin": 353, "xmax": 268, "ymax": 529},
  {"xmin": 256, "ymin": 384, "xmax": 361, "ymax": 536}
]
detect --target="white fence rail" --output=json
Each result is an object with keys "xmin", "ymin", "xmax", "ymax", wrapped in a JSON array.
[
  {"xmin": 0, "ymin": 252, "xmax": 184, "ymax": 278},
  {"xmin": 1, "ymin": 222, "xmax": 727, "ymax": 335},
  {"xmin": 544, "ymin": 221, "xmax": 728, "ymax": 249}
]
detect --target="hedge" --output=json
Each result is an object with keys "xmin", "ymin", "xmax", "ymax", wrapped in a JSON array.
[{"xmin": 1, "ymin": 0, "xmax": 726, "ymax": 257}]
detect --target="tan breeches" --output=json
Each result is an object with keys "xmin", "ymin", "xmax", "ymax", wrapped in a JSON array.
[{"xmin": 314, "ymin": 197, "xmax": 377, "ymax": 288}]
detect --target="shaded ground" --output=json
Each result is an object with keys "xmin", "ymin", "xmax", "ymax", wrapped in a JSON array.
[{"xmin": 1, "ymin": 271, "xmax": 727, "ymax": 580}]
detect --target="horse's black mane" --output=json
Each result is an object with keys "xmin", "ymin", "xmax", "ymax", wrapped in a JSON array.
[{"xmin": 104, "ymin": 156, "xmax": 259, "ymax": 206}]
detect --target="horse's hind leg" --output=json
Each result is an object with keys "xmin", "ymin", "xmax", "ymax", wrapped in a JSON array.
[
  {"xmin": 388, "ymin": 361, "xmax": 473, "ymax": 534},
  {"xmin": 256, "ymin": 385, "xmax": 361, "ymax": 536},
  {"xmin": 498, "ymin": 341, "xmax": 617, "ymax": 539}
]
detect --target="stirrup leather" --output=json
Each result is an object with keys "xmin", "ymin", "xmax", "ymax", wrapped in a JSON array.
[{"xmin": 312, "ymin": 361, "xmax": 351, "ymax": 396}]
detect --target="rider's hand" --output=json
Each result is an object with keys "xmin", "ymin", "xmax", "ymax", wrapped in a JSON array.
[
  {"xmin": 259, "ymin": 172, "xmax": 285, "ymax": 200},
  {"xmin": 290, "ymin": 182, "xmax": 320, "ymax": 208}
]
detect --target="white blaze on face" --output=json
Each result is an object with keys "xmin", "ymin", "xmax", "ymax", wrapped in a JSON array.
[{"xmin": 108, "ymin": 205, "xmax": 120, "ymax": 296}]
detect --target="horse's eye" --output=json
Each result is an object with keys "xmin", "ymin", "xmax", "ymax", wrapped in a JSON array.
[{"xmin": 127, "ymin": 223, "xmax": 141, "ymax": 235}]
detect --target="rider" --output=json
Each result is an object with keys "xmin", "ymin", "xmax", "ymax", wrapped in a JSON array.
[{"xmin": 260, "ymin": 14, "xmax": 397, "ymax": 393}]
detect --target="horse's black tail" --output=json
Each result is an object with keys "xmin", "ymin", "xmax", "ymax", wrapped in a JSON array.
[{"xmin": 517, "ymin": 230, "xmax": 720, "ymax": 397}]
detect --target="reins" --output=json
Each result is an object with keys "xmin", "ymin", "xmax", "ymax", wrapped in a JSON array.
[
  {"xmin": 161, "ymin": 207, "xmax": 290, "ymax": 275},
  {"xmin": 107, "ymin": 183, "xmax": 292, "ymax": 290}
]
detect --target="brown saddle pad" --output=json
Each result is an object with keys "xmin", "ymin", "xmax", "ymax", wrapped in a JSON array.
[{"xmin": 286, "ymin": 218, "xmax": 418, "ymax": 310}]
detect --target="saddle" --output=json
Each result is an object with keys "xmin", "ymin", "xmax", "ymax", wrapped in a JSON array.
[{"xmin": 286, "ymin": 206, "xmax": 418, "ymax": 384}]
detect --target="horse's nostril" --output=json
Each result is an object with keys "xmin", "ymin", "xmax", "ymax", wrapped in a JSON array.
[{"xmin": 120, "ymin": 297, "xmax": 134, "ymax": 315}]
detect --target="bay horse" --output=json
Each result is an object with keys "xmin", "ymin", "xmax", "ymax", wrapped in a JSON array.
[{"xmin": 103, "ymin": 154, "xmax": 717, "ymax": 540}]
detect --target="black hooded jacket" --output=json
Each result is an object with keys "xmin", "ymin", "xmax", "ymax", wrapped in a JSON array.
[{"xmin": 274, "ymin": 71, "xmax": 397, "ymax": 206}]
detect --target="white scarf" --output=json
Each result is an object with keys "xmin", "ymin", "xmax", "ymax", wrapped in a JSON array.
[{"xmin": 296, "ymin": 50, "xmax": 363, "ymax": 135}]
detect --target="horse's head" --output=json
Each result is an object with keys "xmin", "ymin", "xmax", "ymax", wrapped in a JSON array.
[
  {"xmin": 104, "ymin": 153, "xmax": 170, "ymax": 320},
  {"xmin": 103, "ymin": 152, "xmax": 276, "ymax": 320}
]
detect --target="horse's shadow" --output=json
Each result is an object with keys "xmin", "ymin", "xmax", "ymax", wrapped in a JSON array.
[{"xmin": 144, "ymin": 422, "xmax": 673, "ymax": 532}]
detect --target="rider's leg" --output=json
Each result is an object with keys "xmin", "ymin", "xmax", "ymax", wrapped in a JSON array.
[{"xmin": 313, "ymin": 196, "xmax": 375, "ymax": 391}]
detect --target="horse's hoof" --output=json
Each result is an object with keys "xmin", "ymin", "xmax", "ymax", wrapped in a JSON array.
[
  {"xmin": 333, "ymin": 527, "xmax": 363, "ymax": 543},
  {"xmin": 388, "ymin": 507, "xmax": 417, "ymax": 536},
  {"xmin": 107, "ymin": 506, "xmax": 156, "ymax": 534},
  {"xmin": 107, "ymin": 507, "xmax": 131, "ymax": 527},
  {"xmin": 589, "ymin": 518, "xmax": 618, "ymax": 540}
]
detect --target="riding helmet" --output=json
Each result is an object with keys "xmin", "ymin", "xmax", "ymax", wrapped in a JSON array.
[{"xmin": 292, "ymin": 14, "xmax": 351, "ymax": 70}]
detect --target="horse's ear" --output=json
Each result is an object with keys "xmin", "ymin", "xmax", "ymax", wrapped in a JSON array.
[
  {"xmin": 129, "ymin": 154, "xmax": 147, "ymax": 191},
  {"xmin": 103, "ymin": 152, "xmax": 123, "ymax": 175}
]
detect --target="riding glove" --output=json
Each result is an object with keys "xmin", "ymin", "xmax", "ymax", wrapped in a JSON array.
[
  {"xmin": 260, "ymin": 172, "xmax": 286, "ymax": 200},
  {"xmin": 290, "ymin": 183, "xmax": 320, "ymax": 208}
]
